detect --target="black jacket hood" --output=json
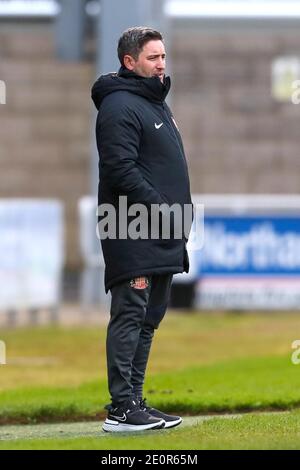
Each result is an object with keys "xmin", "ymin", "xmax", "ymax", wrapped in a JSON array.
[{"xmin": 91, "ymin": 66, "xmax": 171, "ymax": 110}]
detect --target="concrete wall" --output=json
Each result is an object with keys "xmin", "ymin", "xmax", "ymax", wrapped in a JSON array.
[
  {"xmin": 171, "ymin": 26, "xmax": 300, "ymax": 194},
  {"xmin": 0, "ymin": 23, "xmax": 93, "ymax": 269},
  {"xmin": 1, "ymin": 21, "xmax": 300, "ymax": 268}
]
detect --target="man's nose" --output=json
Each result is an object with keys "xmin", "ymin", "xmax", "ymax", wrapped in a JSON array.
[{"xmin": 157, "ymin": 57, "xmax": 165, "ymax": 68}]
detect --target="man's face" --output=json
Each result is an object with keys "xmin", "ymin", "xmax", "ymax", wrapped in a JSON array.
[{"xmin": 124, "ymin": 40, "xmax": 166, "ymax": 83}]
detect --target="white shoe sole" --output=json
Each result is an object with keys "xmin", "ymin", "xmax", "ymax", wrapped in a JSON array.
[
  {"xmin": 102, "ymin": 418, "xmax": 165, "ymax": 433},
  {"xmin": 164, "ymin": 417, "xmax": 182, "ymax": 429}
]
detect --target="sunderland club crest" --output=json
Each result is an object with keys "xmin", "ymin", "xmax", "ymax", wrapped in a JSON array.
[{"xmin": 130, "ymin": 277, "xmax": 149, "ymax": 289}]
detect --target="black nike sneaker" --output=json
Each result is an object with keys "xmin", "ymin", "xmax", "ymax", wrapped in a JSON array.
[
  {"xmin": 140, "ymin": 398, "xmax": 182, "ymax": 429},
  {"xmin": 102, "ymin": 397, "xmax": 165, "ymax": 433}
]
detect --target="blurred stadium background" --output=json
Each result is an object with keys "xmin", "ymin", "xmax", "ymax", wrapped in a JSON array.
[{"xmin": 1, "ymin": 0, "xmax": 300, "ymax": 325}]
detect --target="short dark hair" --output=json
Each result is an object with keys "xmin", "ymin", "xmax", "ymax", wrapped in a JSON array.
[{"xmin": 118, "ymin": 27, "xmax": 163, "ymax": 66}]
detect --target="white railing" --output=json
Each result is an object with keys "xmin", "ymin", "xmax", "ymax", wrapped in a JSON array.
[
  {"xmin": 165, "ymin": 0, "xmax": 300, "ymax": 19},
  {"xmin": 0, "ymin": 0, "xmax": 60, "ymax": 17},
  {"xmin": 2, "ymin": 0, "xmax": 300, "ymax": 20}
]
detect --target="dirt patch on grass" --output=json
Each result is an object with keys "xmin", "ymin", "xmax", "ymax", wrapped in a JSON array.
[{"xmin": 0, "ymin": 405, "xmax": 296, "ymax": 426}]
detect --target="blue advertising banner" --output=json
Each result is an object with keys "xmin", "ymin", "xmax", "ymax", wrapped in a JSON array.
[
  {"xmin": 199, "ymin": 215, "xmax": 300, "ymax": 275},
  {"xmin": 194, "ymin": 215, "xmax": 300, "ymax": 309}
]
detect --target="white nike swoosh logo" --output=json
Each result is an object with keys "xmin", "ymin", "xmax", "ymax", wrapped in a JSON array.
[
  {"xmin": 110, "ymin": 413, "xmax": 127, "ymax": 422},
  {"xmin": 155, "ymin": 122, "xmax": 163, "ymax": 129}
]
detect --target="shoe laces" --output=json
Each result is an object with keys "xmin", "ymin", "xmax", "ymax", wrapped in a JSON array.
[
  {"xmin": 105, "ymin": 398, "xmax": 140, "ymax": 414},
  {"xmin": 140, "ymin": 397, "xmax": 150, "ymax": 411}
]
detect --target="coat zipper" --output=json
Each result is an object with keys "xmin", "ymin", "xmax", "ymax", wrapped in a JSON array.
[{"xmin": 162, "ymin": 103, "xmax": 189, "ymax": 172}]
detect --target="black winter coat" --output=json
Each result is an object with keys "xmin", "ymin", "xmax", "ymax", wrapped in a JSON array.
[{"xmin": 91, "ymin": 67, "xmax": 193, "ymax": 292}]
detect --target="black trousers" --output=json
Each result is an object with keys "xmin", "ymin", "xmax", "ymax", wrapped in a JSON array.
[{"xmin": 106, "ymin": 273, "xmax": 173, "ymax": 406}]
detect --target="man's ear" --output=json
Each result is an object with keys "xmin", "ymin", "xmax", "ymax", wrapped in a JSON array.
[{"xmin": 123, "ymin": 54, "xmax": 136, "ymax": 70}]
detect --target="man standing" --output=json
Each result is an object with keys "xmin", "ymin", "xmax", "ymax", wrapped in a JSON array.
[{"xmin": 92, "ymin": 27, "xmax": 193, "ymax": 433}]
